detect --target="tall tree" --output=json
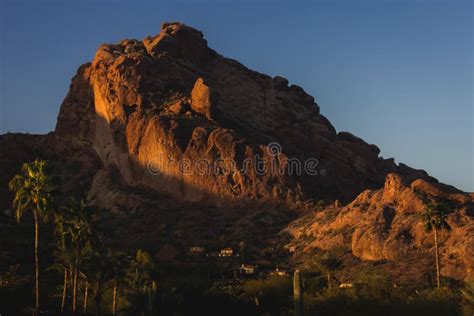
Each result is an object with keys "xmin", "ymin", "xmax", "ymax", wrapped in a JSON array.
[
  {"xmin": 83, "ymin": 241, "xmax": 113, "ymax": 316},
  {"xmin": 109, "ymin": 251, "xmax": 129, "ymax": 315},
  {"xmin": 422, "ymin": 203, "xmax": 451, "ymax": 288},
  {"xmin": 312, "ymin": 251, "xmax": 342, "ymax": 289},
  {"xmin": 64, "ymin": 200, "xmax": 93, "ymax": 313},
  {"xmin": 82, "ymin": 272, "xmax": 89, "ymax": 314},
  {"xmin": 127, "ymin": 249, "xmax": 156, "ymax": 315},
  {"xmin": 9, "ymin": 159, "xmax": 53, "ymax": 311},
  {"xmin": 53, "ymin": 198, "xmax": 93, "ymax": 313},
  {"xmin": 52, "ymin": 201, "xmax": 72, "ymax": 313},
  {"xmin": 50, "ymin": 244, "xmax": 73, "ymax": 313}
]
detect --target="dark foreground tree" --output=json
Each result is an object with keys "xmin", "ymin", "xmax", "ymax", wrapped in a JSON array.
[
  {"xmin": 52, "ymin": 198, "xmax": 93, "ymax": 313},
  {"xmin": 83, "ymin": 241, "xmax": 114, "ymax": 316},
  {"xmin": 127, "ymin": 249, "xmax": 157, "ymax": 315},
  {"xmin": 64, "ymin": 200, "xmax": 92, "ymax": 313},
  {"xmin": 312, "ymin": 251, "xmax": 342, "ymax": 289},
  {"xmin": 9, "ymin": 159, "xmax": 53, "ymax": 312},
  {"xmin": 109, "ymin": 251, "xmax": 129, "ymax": 315}
]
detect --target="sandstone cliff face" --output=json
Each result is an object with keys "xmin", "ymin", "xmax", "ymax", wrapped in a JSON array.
[
  {"xmin": 54, "ymin": 22, "xmax": 427, "ymax": 205},
  {"xmin": 286, "ymin": 173, "xmax": 474, "ymax": 281}
]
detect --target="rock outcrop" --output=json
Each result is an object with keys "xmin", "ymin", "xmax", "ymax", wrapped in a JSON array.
[
  {"xmin": 54, "ymin": 22, "xmax": 427, "ymax": 206},
  {"xmin": 286, "ymin": 173, "xmax": 474, "ymax": 281}
]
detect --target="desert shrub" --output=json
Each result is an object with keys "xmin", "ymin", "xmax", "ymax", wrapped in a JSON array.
[
  {"xmin": 304, "ymin": 264, "xmax": 463, "ymax": 316},
  {"xmin": 401, "ymin": 287, "xmax": 459, "ymax": 316},
  {"xmin": 306, "ymin": 286, "xmax": 461, "ymax": 316},
  {"xmin": 242, "ymin": 275, "xmax": 292, "ymax": 314},
  {"xmin": 303, "ymin": 274, "xmax": 327, "ymax": 295},
  {"xmin": 353, "ymin": 264, "xmax": 393, "ymax": 302}
]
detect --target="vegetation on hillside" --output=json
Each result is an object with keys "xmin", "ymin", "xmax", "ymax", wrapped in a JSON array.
[{"xmin": 1, "ymin": 159, "xmax": 473, "ymax": 315}]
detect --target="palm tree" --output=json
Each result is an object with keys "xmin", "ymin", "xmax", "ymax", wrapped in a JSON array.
[
  {"xmin": 129, "ymin": 249, "xmax": 154, "ymax": 290},
  {"xmin": 83, "ymin": 241, "xmax": 114, "ymax": 316},
  {"xmin": 50, "ymin": 244, "xmax": 73, "ymax": 313},
  {"xmin": 312, "ymin": 251, "xmax": 342, "ymax": 289},
  {"xmin": 422, "ymin": 203, "xmax": 451, "ymax": 288},
  {"xmin": 127, "ymin": 249, "xmax": 156, "ymax": 315},
  {"xmin": 9, "ymin": 159, "xmax": 53, "ymax": 311},
  {"xmin": 109, "ymin": 251, "xmax": 129, "ymax": 315},
  {"xmin": 53, "ymin": 198, "xmax": 93, "ymax": 313},
  {"xmin": 52, "ymin": 202, "xmax": 73, "ymax": 313},
  {"xmin": 66, "ymin": 202, "xmax": 93, "ymax": 313},
  {"xmin": 81, "ymin": 273, "xmax": 89, "ymax": 314},
  {"xmin": 52, "ymin": 198, "xmax": 94, "ymax": 313}
]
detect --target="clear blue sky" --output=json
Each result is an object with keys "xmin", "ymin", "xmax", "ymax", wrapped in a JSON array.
[{"xmin": 0, "ymin": 0, "xmax": 472, "ymax": 191}]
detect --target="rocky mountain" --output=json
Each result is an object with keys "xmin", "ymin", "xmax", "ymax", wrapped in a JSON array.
[
  {"xmin": 54, "ymin": 22, "xmax": 429, "ymax": 206},
  {"xmin": 1, "ymin": 22, "xmax": 472, "ymax": 282}
]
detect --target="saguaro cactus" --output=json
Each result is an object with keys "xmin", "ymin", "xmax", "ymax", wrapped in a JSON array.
[{"xmin": 293, "ymin": 269, "xmax": 304, "ymax": 316}]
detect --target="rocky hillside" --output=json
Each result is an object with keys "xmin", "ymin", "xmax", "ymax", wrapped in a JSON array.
[
  {"xmin": 286, "ymin": 173, "xmax": 474, "ymax": 282},
  {"xmin": 1, "ymin": 22, "xmax": 472, "ymax": 282}
]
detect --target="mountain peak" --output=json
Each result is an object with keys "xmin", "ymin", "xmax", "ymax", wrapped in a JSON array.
[
  {"xmin": 142, "ymin": 21, "xmax": 214, "ymax": 64},
  {"xmin": 55, "ymin": 22, "xmax": 440, "ymax": 206}
]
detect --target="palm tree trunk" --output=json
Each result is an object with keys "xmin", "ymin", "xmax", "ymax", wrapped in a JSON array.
[
  {"xmin": 434, "ymin": 228, "xmax": 440, "ymax": 288},
  {"xmin": 33, "ymin": 210, "xmax": 40, "ymax": 311},
  {"xmin": 83, "ymin": 283, "xmax": 88, "ymax": 314},
  {"xmin": 112, "ymin": 283, "xmax": 117, "ymax": 315},
  {"xmin": 73, "ymin": 267, "xmax": 78, "ymax": 312},
  {"xmin": 147, "ymin": 285, "xmax": 153, "ymax": 315},
  {"xmin": 73, "ymin": 243, "xmax": 80, "ymax": 313},
  {"xmin": 61, "ymin": 269, "xmax": 68, "ymax": 312},
  {"xmin": 94, "ymin": 280, "xmax": 102, "ymax": 316}
]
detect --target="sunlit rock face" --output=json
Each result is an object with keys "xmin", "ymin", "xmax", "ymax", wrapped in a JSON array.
[
  {"xmin": 55, "ymin": 22, "xmax": 428, "ymax": 205},
  {"xmin": 286, "ymin": 173, "xmax": 474, "ymax": 281}
]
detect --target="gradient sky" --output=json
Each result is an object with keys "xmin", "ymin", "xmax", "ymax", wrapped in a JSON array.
[{"xmin": 0, "ymin": 0, "xmax": 472, "ymax": 191}]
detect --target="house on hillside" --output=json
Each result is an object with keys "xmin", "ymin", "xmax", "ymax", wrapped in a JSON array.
[
  {"xmin": 339, "ymin": 283, "xmax": 354, "ymax": 289},
  {"xmin": 239, "ymin": 264, "xmax": 256, "ymax": 276},
  {"xmin": 271, "ymin": 268, "xmax": 288, "ymax": 276},
  {"xmin": 219, "ymin": 247, "xmax": 234, "ymax": 257}
]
